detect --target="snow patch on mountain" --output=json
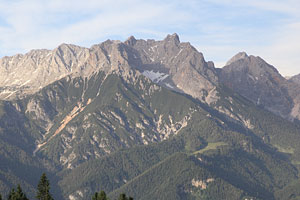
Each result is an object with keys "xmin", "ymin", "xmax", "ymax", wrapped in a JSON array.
[
  {"xmin": 142, "ymin": 70, "xmax": 169, "ymax": 83},
  {"xmin": 165, "ymin": 83, "xmax": 174, "ymax": 89}
]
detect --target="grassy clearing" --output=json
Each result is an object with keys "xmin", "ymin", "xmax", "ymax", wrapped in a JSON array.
[
  {"xmin": 292, "ymin": 161, "xmax": 300, "ymax": 165},
  {"xmin": 192, "ymin": 142, "xmax": 227, "ymax": 155},
  {"xmin": 274, "ymin": 145, "xmax": 294, "ymax": 154}
]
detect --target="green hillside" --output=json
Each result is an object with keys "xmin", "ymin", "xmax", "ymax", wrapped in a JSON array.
[{"xmin": 0, "ymin": 71, "xmax": 300, "ymax": 199}]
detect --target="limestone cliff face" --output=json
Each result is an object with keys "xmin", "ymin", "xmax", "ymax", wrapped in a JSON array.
[
  {"xmin": 125, "ymin": 33, "xmax": 219, "ymax": 104},
  {"xmin": 0, "ymin": 45, "xmax": 88, "ymax": 99},
  {"xmin": 0, "ymin": 33, "xmax": 219, "ymax": 105},
  {"xmin": 0, "ymin": 41, "xmax": 135, "ymax": 100},
  {"xmin": 219, "ymin": 52, "xmax": 300, "ymax": 121},
  {"xmin": 3, "ymin": 34, "xmax": 300, "ymax": 121}
]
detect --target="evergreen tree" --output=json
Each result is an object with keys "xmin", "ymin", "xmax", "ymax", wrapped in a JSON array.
[
  {"xmin": 8, "ymin": 188, "xmax": 16, "ymax": 200},
  {"xmin": 118, "ymin": 193, "xmax": 133, "ymax": 200},
  {"xmin": 118, "ymin": 193, "xmax": 127, "ymax": 200},
  {"xmin": 92, "ymin": 190, "xmax": 108, "ymax": 200},
  {"xmin": 15, "ymin": 184, "xmax": 29, "ymax": 200},
  {"xmin": 92, "ymin": 192, "xmax": 98, "ymax": 200},
  {"xmin": 36, "ymin": 173, "xmax": 53, "ymax": 200},
  {"xmin": 0, "ymin": 193, "xmax": 2, "ymax": 200},
  {"xmin": 7, "ymin": 185, "xmax": 29, "ymax": 200}
]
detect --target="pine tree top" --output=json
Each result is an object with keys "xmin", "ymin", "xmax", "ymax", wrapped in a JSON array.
[{"xmin": 36, "ymin": 173, "xmax": 53, "ymax": 200}]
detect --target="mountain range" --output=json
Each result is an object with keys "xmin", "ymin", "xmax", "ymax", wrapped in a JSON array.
[{"xmin": 0, "ymin": 33, "xmax": 300, "ymax": 200}]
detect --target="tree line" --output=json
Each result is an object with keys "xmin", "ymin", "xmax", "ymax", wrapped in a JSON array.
[
  {"xmin": 0, "ymin": 173, "xmax": 133, "ymax": 200},
  {"xmin": 92, "ymin": 191, "xmax": 133, "ymax": 200}
]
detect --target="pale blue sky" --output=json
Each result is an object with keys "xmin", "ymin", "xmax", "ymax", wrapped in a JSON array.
[{"xmin": 0, "ymin": 0, "xmax": 299, "ymax": 76}]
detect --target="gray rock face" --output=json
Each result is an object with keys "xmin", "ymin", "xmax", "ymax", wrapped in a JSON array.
[
  {"xmin": 219, "ymin": 52, "xmax": 300, "ymax": 121},
  {"xmin": 225, "ymin": 52, "xmax": 248, "ymax": 66},
  {"xmin": 3, "ymin": 33, "xmax": 300, "ymax": 121},
  {"xmin": 289, "ymin": 73, "xmax": 300, "ymax": 85},
  {"xmin": 0, "ymin": 41, "xmax": 134, "ymax": 100},
  {"xmin": 0, "ymin": 45, "xmax": 89, "ymax": 99},
  {"xmin": 125, "ymin": 33, "xmax": 219, "ymax": 104},
  {"xmin": 0, "ymin": 33, "xmax": 219, "ymax": 105}
]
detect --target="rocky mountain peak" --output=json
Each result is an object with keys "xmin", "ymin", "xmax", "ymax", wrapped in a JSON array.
[
  {"xmin": 289, "ymin": 73, "xmax": 300, "ymax": 85},
  {"xmin": 54, "ymin": 43, "xmax": 81, "ymax": 55},
  {"xmin": 0, "ymin": 34, "xmax": 217, "ymax": 105},
  {"xmin": 123, "ymin": 33, "xmax": 219, "ymax": 104},
  {"xmin": 0, "ymin": 41, "xmax": 119, "ymax": 100},
  {"xmin": 223, "ymin": 53, "xmax": 282, "ymax": 80},
  {"xmin": 226, "ymin": 52, "xmax": 248, "ymax": 66},
  {"xmin": 163, "ymin": 33, "xmax": 180, "ymax": 45},
  {"xmin": 124, "ymin": 36, "xmax": 137, "ymax": 46},
  {"xmin": 219, "ymin": 52, "xmax": 297, "ymax": 120}
]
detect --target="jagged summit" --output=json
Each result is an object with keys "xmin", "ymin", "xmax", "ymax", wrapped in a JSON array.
[
  {"xmin": 219, "ymin": 51, "xmax": 300, "ymax": 120},
  {"xmin": 3, "ymin": 34, "xmax": 300, "ymax": 121},
  {"xmin": 226, "ymin": 52, "xmax": 248, "ymax": 66},
  {"xmin": 124, "ymin": 36, "xmax": 137, "ymax": 46},
  {"xmin": 0, "ymin": 39, "xmax": 123, "ymax": 100},
  {"xmin": 164, "ymin": 33, "xmax": 180, "ymax": 45},
  {"xmin": 0, "ymin": 34, "xmax": 219, "ymax": 106},
  {"xmin": 224, "ymin": 52, "xmax": 280, "ymax": 77},
  {"xmin": 124, "ymin": 32, "xmax": 219, "ymax": 104}
]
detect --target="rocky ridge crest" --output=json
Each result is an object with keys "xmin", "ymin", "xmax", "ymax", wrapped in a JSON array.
[
  {"xmin": 219, "ymin": 52, "xmax": 300, "ymax": 120},
  {"xmin": 0, "ymin": 34, "xmax": 219, "ymax": 105}
]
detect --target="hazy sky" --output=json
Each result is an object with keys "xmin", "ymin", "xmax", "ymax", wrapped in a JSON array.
[{"xmin": 0, "ymin": 0, "xmax": 299, "ymax": 76}]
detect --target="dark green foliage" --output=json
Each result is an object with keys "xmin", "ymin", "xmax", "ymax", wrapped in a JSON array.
[
  {"xmin": 58, "ymin": 137, "xmax": 186, "ymax": 198},
  {"xmin": 36, "ymin": 173, "xmax": 53, "ymax": 200},
  {"xmin": 1, "ymin": 72, "xmax": 300, "ymax": 200},
  {"xmin": 92, "ymin": 191, "xmax": 108, "ymax": 200},
  {"xmin": 109, "ymin": 152, "xmax": 244, "ymax": 200},
  {"xmin": 8, "ymin": 188, "xmax": 16, "ymax": 200},
  {"xmin": 0, "ymin": 193, "xmax": 2, "ymax": 200},
  {"xmin": 16, "ymin": 185, "xmax": 29, "ymax": 200},
  {"xmin": 214, "ymin": 85, "xmax": 300, "ymax": 164},
  {"xmin": 7, "ymin": 185, "xmax": 28, "ymax": 200},
  {"xmin": 275, "ymin": 179, "xmax": 300, "ymax": 200},
  {"xmin": 118, "ymin": 193, "xmax": 126, "ymax": 200},
  {"xmin": 118, "ymin": 193, "xmax": 133, "ymax": 200}
]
